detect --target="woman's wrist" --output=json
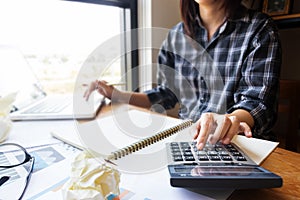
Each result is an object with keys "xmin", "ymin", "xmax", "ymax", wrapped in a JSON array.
[
  {"xmin": 111, "ymin": 90, "xmax": 130, "ymax": 103},
  {"xmin": 226, "ymin": 109, "xmax": 254, "ymax": 129}
]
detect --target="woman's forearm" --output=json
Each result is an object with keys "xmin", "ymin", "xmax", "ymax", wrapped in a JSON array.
[{"xmin": 113, "ymin": 91, "xmax": 152, "ymax": 108}]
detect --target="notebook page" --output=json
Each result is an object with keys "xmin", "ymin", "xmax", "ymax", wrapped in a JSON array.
[
  {"xmin": 232, "ymin": 135, "xmax": 279, "ymax": 165},
  {"xmin": 51, "ymin": 109, "xmax": 191, "ymax": 172}
]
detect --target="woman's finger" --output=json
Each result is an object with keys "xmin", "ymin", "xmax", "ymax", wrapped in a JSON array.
[
  {"xmin": 208, "ymin": 114, "xmax": 231, "ymax": 144},
  {"xmin": 195, "ymin": 113, "xmax": 214, "ymax": 150},
  {"xmin": 239, "ymin": 122, "xmax": 252, "ymax": 138},
  {"xmin": 221, "ymin": 116, "xmax": 240, "ymax": 144}
]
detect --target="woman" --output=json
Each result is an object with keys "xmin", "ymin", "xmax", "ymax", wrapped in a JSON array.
[{"xmin": 84, "ymin": 0, "xmax": 281, "ymax": 150}]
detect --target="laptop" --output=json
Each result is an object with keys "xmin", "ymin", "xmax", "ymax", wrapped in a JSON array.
[
  {"xmin": 0, "ymin": 46, "xmax": 104, "ymax": 121},
  {"xmin": 166, "ymin": 141, "xmax": 283, "ymax": 189}
]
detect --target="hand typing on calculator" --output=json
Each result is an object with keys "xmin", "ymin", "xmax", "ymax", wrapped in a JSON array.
[{"xmin": 192, "ymin": 111, "xmax": 253, "ymax": 150}]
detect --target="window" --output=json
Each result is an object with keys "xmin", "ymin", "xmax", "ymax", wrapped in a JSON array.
[{"xmin": 0, "ymin": 0, "xmax": 137, "ymax": 94}]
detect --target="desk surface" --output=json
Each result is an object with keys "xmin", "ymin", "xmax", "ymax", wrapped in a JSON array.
[
  {"xmin": 99, "ymin": 103, "xmax": 300, "ymax": 200},
  {"xmin": 229, "ymin": 147, "xmax": 300, "ymax": 199}
]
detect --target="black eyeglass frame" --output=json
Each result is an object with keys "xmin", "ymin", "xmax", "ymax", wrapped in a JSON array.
[{"xmin": 0, "ymin": 143, "xmax": 35, "ymax": 200}]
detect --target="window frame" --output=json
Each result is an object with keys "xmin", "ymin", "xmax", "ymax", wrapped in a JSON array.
[{"xmin": 67, "ymin": 0, "xmax": 139, "ymax": 91}]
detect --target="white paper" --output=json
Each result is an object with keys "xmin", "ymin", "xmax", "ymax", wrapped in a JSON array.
[
  {"xmin": 232, "ymin": 135, "xmax": 279, "ymax": 165},
  {"xmin": 52, "ymin": 109, "xmax": 194, "ymax": 173},
  {"xmin": 52, "ymin": 109, "xmax": 189, "ymax": 152},
  {"xmin": 119, "ymin": 169, "xmax": 233, "ymax": 200},
  {"xmin": 7, "ymin": 120, "xmax": 78, "ymax": 147}
]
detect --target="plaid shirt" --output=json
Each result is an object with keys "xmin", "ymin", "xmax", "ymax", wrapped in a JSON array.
[{"xmin": 145, "ymin": 8, "xmax": 281, "ymax": 140}]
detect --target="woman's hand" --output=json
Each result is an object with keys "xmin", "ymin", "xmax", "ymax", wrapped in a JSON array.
[
  {"xmin": 82, "ymin": 80, "xmax": 152, "ymax": 108},
  {"xmin": 192, "ymin": 113, "xmax": 252, "ymax": 150},
  {"xmin": 83, "ymin": 80, "xmax": 117, "ymax": 101}
]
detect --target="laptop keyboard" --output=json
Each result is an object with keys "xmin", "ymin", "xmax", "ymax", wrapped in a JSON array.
[
  {"xmin": 22, "ymin": 96, "xmax": 71, "ymax": 114},
  {"xmin": 166, "ymin": 141, "xmax": 252, "ymax": 165}
]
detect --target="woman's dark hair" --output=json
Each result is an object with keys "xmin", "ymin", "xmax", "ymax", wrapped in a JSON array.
[{"xmin": 180, "ymin": 0, "xmax": 242, "ymax": 39}]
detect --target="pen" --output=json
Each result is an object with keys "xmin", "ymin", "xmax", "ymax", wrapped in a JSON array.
[
  {"xmin": 106, "ymin": 82, "xmax": 125, "ymax": 86},
  {"xmin": 82, "ymin": 82, "xmax": 125, "ymax": 88},
  {"xmin": 96, "ymin": 82, "xmax": 125, "ymax": 90}
]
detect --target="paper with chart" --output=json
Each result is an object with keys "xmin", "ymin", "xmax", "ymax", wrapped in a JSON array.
[{"xmin": 0, "ymin": 143, "xmax": 80, "ymax": 200}]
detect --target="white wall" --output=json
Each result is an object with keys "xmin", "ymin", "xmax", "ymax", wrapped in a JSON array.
[
  {"xmin": 151, "ymin": 0, "xmax": 181, "ymax": 29},
  {"xmin": 138, "ymin": 0, "xmax": 181, "ymax": 90}
]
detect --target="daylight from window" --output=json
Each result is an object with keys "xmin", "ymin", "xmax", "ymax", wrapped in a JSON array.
[{"xmin": 0, "ymin": 0, "xmax": 122, "ymax": 94}]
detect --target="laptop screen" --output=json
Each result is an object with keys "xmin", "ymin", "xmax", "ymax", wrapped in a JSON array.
[{"xmin": 0, "ymin": 46, "xmax": 46, "ymax": 110}]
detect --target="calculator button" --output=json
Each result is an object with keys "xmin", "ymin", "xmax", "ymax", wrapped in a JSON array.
[
  {"xmin": 198, "ymin": 155, "xmax": 209, "ymax": 161},
  {"xmin": 207, "ymin": 151, "xmax": 218, "ymax": 156},
  {"xmin": 196, "ymin": 151, "xmax": 207, "ymax": 156},
  {"xmin": 180, "ymin": 142, "xmax": 190, "ymax": 147},
  {"xmin": 225, "ymin": 144, "xmax": 234, "ymax": 148},
  {"xmin": 215, "ymin": 147, "xmax": 224, "ymax": 151},
  {"xmin": 221, "ymin": 156, "xmax": 233, "ymax": 161},
  {"xmin": 171, "ymin": 148, "xmax": 181, "ymax": 153},
  {"xmin": 209, "ymin": 156, "xmax": 221, "ymax": 161},
  {"xmin": 203, "ymin": 146, "xmax": 214, "ymax": 151},
  {"xmin": 173, "ymin": 156, "xmax": 183, "ymax": 161},
  {"xmin": 184, "ymin": 156, "xmax": 195, "ymax": 161},
  {"xmin": 219, "ymin": 151, "xmax": 230, "ymax": 156},
  {"xmin": 231, "ymin": 152, "xmax": 242, "ymax": 156},
  {"xmin": 183, "ymin": 151, "xmax": 193, "ymax": 156},
  {"xmin": 172, "ymin": 152, "xmax": 182, "ymax": 156},
  {"xmin": 235, "ymin": 156, "xmax": 247, "ymax": 161}
]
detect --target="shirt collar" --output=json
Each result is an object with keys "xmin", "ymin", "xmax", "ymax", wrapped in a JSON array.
[
  {"xmin": 195, "ymin": 5, "xmax": 251, "ymax": 26},
  {"xmin": 228, "ymin": 10, "xmax": 251, "ymax": 23},
  {"xmin": 194, "ymin": 15, "xmax": 229, "ymax": 35},
  {"xmin": 194, "ymin": 6, "xmax": 250, "ymax": 38}
]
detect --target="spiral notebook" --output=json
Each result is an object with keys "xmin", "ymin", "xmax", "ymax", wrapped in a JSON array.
[{"xmin": 51, "ymin": 109, "xmax": 192, "ymax": 171}]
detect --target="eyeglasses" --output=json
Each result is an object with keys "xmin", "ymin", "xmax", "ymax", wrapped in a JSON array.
[{"xmin": 0, "ymin": 143, "xmax": 35, "ymax": 200}]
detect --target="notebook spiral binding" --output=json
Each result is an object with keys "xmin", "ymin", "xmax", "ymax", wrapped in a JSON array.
[{"xmin": 106, "ymin": 119, "xmax": 193, "ymax": 160}]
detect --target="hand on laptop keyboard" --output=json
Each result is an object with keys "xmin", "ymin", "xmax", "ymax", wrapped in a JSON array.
[{"xmin": 83, "ymin": 80, "xmax": 117, "ymax": 101}]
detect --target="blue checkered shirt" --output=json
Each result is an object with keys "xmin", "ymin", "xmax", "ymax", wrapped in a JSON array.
[{"xmin": 145, "ymin": 9, "xmax": 281, "ymax": 140}]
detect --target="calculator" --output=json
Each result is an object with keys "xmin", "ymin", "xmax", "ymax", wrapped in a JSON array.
[{"xmin": 166, "ymin": 141, "xmax": 283, "ymax": 189}]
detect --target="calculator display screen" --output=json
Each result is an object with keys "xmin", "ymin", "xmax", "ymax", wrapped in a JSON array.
[{"xmin": 173, "ymin": 166, "xmax": 264, "ymax": 176}]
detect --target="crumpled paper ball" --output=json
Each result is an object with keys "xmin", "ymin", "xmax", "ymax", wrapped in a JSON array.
[
  {"xmin": 0, "ymin": 116, "xmax": 12, "ymax": 143},
  {"xmin": 62, "ymin": 150, "xmax": 121, "ymax": 200},
  {"xmin": 0, "ymin": 93, "xmax": 16, "ymax": 143}
]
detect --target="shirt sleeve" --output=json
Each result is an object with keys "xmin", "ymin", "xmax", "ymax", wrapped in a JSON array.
[
  {"xmin": 231, "ymin": 18, "xmax": 282, "ymax": 138},
  {"xmin": 145, "ymin": 32, "xmax": 179, "ymax": 110}
]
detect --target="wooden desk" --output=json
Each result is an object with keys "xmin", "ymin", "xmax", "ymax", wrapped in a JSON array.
[
  {"xmin": 99, "ymin": 103, "xmax": 300, "ymax": 199},
  {"xmin": 229, "ymin": 146, "xmax": 300, "ymax": 199}
]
